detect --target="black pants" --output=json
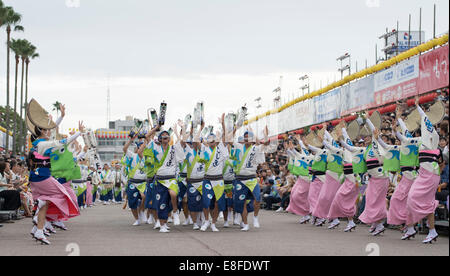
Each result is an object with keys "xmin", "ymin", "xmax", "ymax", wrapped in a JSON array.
[
  {"xmin": 264, "ymin": 196, "xmax": 281, "ymax": 210},
  {"xmin": 436, "ymin": 190, "xmax": 449, "ymax": 203},
  {"xmin": 0, "ymin": 190, "xmax": 21, "ymax": 211},
  {"xmin": 280, "ymin": 193, "xmax": 291, "ymax": 209}
]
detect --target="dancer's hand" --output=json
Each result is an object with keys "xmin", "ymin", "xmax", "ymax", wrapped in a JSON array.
[
  {"xmin": 78, "ymin": 121, "xmax": 85, "ymax": 133},
  {"xmin": 373, "ymin": 128, "xmax": 380, "ymax": 139},
  {"xmin": 60, "ymin": 104, "xmax": 66, "ymax": 118},
  {"xmin": 336, "ymin": 128, "xmax": 342, "ymax": 139}
]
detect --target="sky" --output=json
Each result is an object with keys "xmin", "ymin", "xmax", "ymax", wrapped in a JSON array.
[{"xmin": 0, "ymin": 0, "xmax": 449, "ymax": 136}]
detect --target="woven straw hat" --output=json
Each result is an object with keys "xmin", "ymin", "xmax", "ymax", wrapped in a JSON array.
[
  {"xmin": 360, "ymin": 110, "xmax": 382, "ymax": 136},
  {"xmin": 331, "ymin": 121, "xmax": 347, "ymax": 141},
  {"xmin": 305, "ymin": 131, "xmax": 322, "ymax": 148},
  {"xmin": 426, "ymin": 100, "xmax": 445, "ymax": 125},
  {"xmin": 346, "ymin": 120, "xmax": 360, "ymax": 141},
  {"xmin": 26, "ymin": 98, "xmax": 56, "ymax": 130},
  {"xmin": 405, "ymin": 108, "xmax": 421, "ymax": 132},
  {"xmin": 25, "ymin": 113, "xmax": 37, "ymax": 136}
]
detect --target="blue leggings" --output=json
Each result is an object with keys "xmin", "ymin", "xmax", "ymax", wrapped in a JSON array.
[{"xmin": 77, "ymin": 191, "xmax": 86, "ymax": 207}]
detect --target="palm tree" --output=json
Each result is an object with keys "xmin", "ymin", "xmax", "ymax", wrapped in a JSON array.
[
  {"xmin": 10, "ymin": 38, "xmax": 27, "ymax": 155},
  {"xmin": 1, "ymin": 5, "xmax": 24, "ymax": 152},
  {"xmin": 21, "ymin": 41, "xmax": 38, "ymax": 152},
  {"xmin": 24, "ymin": 45, "xmax": 38, "ymax": 113},
  {"xmin": 16, "ymin": 39, "xmax": 32, "ymax": 153},
  {"xmin": 53, "ymin": 101, "xmax": 62, "ymax": 118}
]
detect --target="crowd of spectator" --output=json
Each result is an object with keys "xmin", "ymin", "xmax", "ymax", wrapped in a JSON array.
[{"xmin": 0, "ymin": 151, "xmax": 33, "ymax": 228}]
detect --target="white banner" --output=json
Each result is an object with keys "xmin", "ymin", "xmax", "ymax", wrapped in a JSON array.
[
  {"xmin": 314, "ymin": 88, "xmax": 341, "ymax": 124},
  {"xmin": 374, "ymin": 55, "xmax": 419, "ymax": 92},
  {"xmin": 341, "ymin": 75, "xmax": 375, "ymax": 115},
  {"xmin": 291, "ymin": 99, "xmax": 315, "ymax": 130},
  {"xmin": 374, "ymin": 55, "xmax": 420, "ymax": 106}
]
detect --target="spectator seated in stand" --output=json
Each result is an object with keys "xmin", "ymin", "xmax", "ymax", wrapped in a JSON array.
[
  {"xmin": 436, "ymin": 153, "xmax": 448, "ymax": 206},
  {"xmin": 263, "ymin": 179, "xmax": 281, "ymax": 210},
  {"xmin": 0, "ymin": 160, "xmax": 22, "ymax": 216}
]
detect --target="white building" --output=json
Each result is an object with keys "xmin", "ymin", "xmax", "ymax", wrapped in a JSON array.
[{"xmin": 95, "ymin": 116, "xmax": 135, "ymax": 163}]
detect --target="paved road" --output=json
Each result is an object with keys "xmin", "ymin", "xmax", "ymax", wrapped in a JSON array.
[{"xmin": 0, "ymin": 204, "xmax": 448, "ymax": 256}]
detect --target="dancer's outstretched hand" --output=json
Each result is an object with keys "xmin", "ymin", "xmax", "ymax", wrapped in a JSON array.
[
  {"xmin": 78, "ymin": 121, "xmax": 85, "ymax": 133},
  {"xmin": 60, "ymin": 104, "xmax": 66, "ymax": 118},
  {"xmin": 373, "ymin": 128, "xmax": 380, "ymax": 140}
]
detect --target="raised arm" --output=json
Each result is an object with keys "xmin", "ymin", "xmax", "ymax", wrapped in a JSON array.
[
  {"xmin": 137, "ymin": 140, "xmax": 148, "ymax": 159},
  {"xmin": 365, "ymin": 117, "xmax": 376, "ymax": 133},
  {"xmin": 144, "ymin": 125, "xmax": 160, "ymax": 143},
  {"xmin": 323, "ymin": 140, "xmax": 340, "ymax": 153},
  {"xmin": 377, "ymin": 137, "xmax": 390, "ymax": 150},
  {"xmin": 416, "ymin": 102, "xmax": 426, "ymax": 119},
  {"xmin": 307, "ymin": 144, "xmax": 321, "ymax": 154},
  {"xmin": 324, "ymin": 129, "xmax": 333, "ymax": 143},
  {"xmin": 220, "ymin": 113, "xmax": 226, "ymax": 143},
  {"xmin": 54, "ymin": 103, "xmax": 66, "ymax": 126},
  {"xmin": 193, "ymin": 120, "xmax": 205, "ymax": 143},
  {"xmin": 296, "ymin": 139, "xmax": 308, "ymax": 155},
  {"xmin": 123, "ymin": 133, "xmax": 137, "ymax": 154},
  {"xmin": 76, "ymin": 146, "xmax": 87, "ymax": 161},
  {"xmin": 397, "ymin": 118, "xmax": 410, "ymax": 136},
  {"xmin": 339, "ymin": 138, "xmax": 357, "ymax": 152},
  {"xmin": 395, "ymin": 130, "xmax": 408, "ymax": 143}
]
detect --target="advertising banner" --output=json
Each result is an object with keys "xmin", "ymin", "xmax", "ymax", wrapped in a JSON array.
[
  {"xmin": 386, "ymin": 31, "xmax": 425, "ymax": 54},
  {"xmin": 373, "ymin": 55, "xmax": 419, "ymax": 106},
  {"xmin": 247, "ymin": 45, "xmax": 448, "ymax": 136},
  {"xmin": 286, "ymin": 99, "xmax": 315, "ymax": 131},
  {"xmin": 278, "ymin": 108, "xmax": 291, "ymax": 134},
  {"xmin": 340, "ymin": 75, "xmax": 375, "ymax": 115},
  {"xmin": 314, "ymin": 88, "xmax": 341, "ymax": 123},
  {"xmin": 418, "ymin": 44, "xmax": 449, "ymax": 93}
]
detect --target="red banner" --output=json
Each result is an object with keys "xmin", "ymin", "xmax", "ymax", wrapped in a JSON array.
[
  {"xmin": 373, "ymin": 78, "xmax": 419, "ymax": 107},
  {"xmin": 419, "ymin": 44, "xmax": 449, "ymax": 93}
]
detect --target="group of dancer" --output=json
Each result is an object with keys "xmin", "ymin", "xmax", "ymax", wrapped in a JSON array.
[
  {"xmin": 285, "ymin": 96, "xmax": 443, "ymax": 244},
  {"xmin": 26, "ymin": 99, "xmax": 127, "ymax": 245},
  {"xmin": 120, "ymin": 114, "xmax": 273, "ymax": 233},
  {"xmin": 26, "ymin": 99, "xmax": 275, "ymax": 243},
  {"xmin": 25, "ymin": 95, "xmax": 443, "ymax": 245}
]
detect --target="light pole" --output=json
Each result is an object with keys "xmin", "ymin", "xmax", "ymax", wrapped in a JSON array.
[
  {"xmin": 379, "ymin": 28, "xmax": 398, "ymax": 59},
  {"xmin": 273, "ymin": 76, "xmax": 283, "ymax": 108},
  {"xmin": 337, "ymin": 53, "xmax": 351, "ymax": 79},
  {"xmin": 299, "ymin": 75, "xmax": 310, "ymax": 97},
  {"xmin": 273, "ymin": 87, "xmax": 281, "ymax": 108},
  {"xmin": 255, "ymin": 97, "xmax": 262, "ymax": 110}
]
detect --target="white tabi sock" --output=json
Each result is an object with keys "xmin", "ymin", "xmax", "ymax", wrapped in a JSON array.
[{"xmin": 429, "ymin": 228, "xmax": 438, "ymax": 236}]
